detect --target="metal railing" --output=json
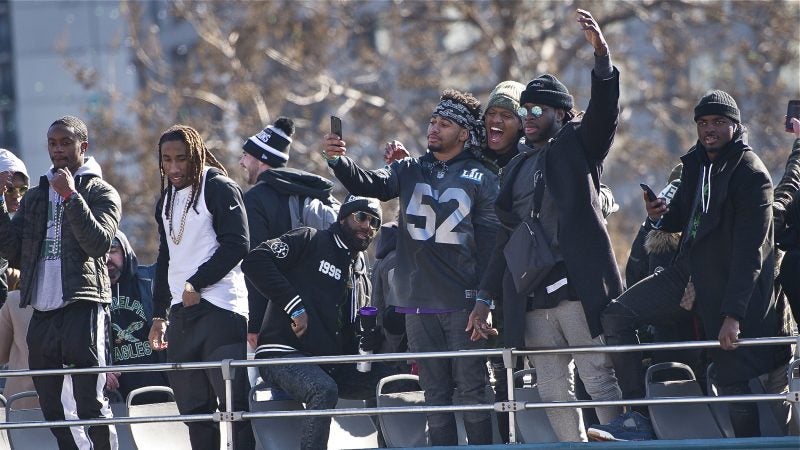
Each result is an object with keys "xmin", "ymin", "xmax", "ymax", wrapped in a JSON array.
[{"xmin": 0, "ymin": 336, "xmax": 798, "ymax": 448}]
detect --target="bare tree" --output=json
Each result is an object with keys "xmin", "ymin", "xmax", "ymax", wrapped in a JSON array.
[{"xmin": 70, "ymin": 0, "xmax": 798, "ymax": 270}]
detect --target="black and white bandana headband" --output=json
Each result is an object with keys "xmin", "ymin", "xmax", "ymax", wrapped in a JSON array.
[{"xmin": 432, "ymin": 99, "xmax": 486, "ymax": 149}]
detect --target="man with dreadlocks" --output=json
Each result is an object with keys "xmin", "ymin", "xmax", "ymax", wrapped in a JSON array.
[
  {"xmin": 0, "ymin": 116, "xmax": 121, "ymax": 449},
  {"xmin": 148, "ymin": 125, "xmax": 254, "ymax": 450},
  {"xmin": 323, "ymin": 89, "xmax": 500, "ymax": 446}
]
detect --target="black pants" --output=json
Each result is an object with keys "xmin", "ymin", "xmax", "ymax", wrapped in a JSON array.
[
  {"xmin": 779, "ymin": 249, "xmax": 800, "ymax": 322},
  {"xmin": 166, "ymin": 300, "xmax": 255, "ymax": 450},
  {"xmin": 28, "ymin": 301, "xmax": 118, "ymax": 450},
  {"xmin": 601, "ymin": 260, "xmax": 760, "ymax": 437}
]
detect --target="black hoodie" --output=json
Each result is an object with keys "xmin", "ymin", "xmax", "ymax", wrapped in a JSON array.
[{"xmin": 243, "ymin": 168, "xmax": 339, "ymax": 333}]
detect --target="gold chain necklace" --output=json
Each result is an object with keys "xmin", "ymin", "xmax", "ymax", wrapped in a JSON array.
[{"xmin": 168, "ymin": 188, "xmax": 192, "ymax": 245}]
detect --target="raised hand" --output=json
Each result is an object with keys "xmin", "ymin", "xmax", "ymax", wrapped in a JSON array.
[
  {"xmin": 322, "ymin": 133, "xmax": 347, "ymax": 161},
  {"xmin": 51, "ymin": 167, "xmax": 76, "ymax": 199},
  {"xmin": 576, "ymin": 9, "xmax": 608, "ymax": 56},
  {"xmin": 384, "ymin": 140, "xmax": 410, "ymax": 164}
]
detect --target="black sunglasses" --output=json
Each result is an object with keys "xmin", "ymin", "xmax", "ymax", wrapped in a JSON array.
[{"xmin": 351, "ymin": 211, "xmax": 381, "ymax": 230}]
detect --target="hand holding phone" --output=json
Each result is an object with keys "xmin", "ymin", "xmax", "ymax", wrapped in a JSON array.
[
  {"xmin": 786, "ymin": 100, "xmax": 800, "ymax": 133},
  {"xmin": 330, "ymin": 116, "xmax": 343, "ymax": 139},
  {"xmin": 640, "ymin": 183, "xmax": 657, "ymax": 202}
]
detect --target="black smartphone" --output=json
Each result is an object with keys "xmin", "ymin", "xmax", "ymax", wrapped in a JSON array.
[
  {"xmin": 640, "ymin": 183, "xmax": 657, "ymax": 202},
  {"xmin": 330, "ymin": 115, "xmax": 343, "ymax": 139},
  {"xmin": 786, "ymin": 100, "xmax": 800, "ymax": 132}
]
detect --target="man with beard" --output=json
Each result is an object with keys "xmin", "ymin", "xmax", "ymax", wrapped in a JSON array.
[
  {"xmin": 323, "ymin": 89, "xmax": 499, "ymax": 446},
  {"xmin": 105, "ymin": 230, "xmax": 169, "ymax": 404},
  {"xmin": 242, "ymin": 195, "xmax": 386, "ymax": 450},
  {"xmin": 239, "ymin": 116, "xmax": 340, "ymax": 350},
  {"xmin": 597, "ymin": 90, "xmax": 791, "ymax": 439},
  {"xmin": 478, "ymin": 10, "xmax": 625, "ymax": 442}
]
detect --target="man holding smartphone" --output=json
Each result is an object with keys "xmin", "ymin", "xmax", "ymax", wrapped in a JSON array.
[
  {"xmin": 776, "ymin": 116, "xmax": 800, "ymax": 326},
  {"xmin": 323, "ymin": 89, "xmax": 499, "ymax": 446},
  {"xmin": 599, "ymin": 90, "xmax": 790, "ymax": 439}
]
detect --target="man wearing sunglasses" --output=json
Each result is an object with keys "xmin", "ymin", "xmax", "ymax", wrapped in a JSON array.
[
  {"xmin": 0, "ymin": 149, "xmax": 29, "ymax": 306},
  {"xmin": 242, "ymin": 195, "xmax": 391, "ymax": 450},
  {"xmin": 479, "ymin": 9, "xmax": 626, "ymax": 442}
]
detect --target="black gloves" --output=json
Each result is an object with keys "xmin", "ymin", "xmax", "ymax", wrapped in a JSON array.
[
  {"xmin": 359, "ymin": 326, "xmax": 384, "ymax": 352},
  {"xmin": 382, "ymin": 306, "xmax": 406, "ymax": 336}
]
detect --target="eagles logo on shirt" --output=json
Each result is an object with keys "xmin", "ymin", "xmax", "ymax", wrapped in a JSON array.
[{"xmin": 269, "ymin": 240, "xmax": 289, "ymax": 258}]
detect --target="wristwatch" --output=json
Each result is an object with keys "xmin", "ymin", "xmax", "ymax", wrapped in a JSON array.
[{"xmin": 184, "ymin": 282, "xmax": 197, "ymax": 293}]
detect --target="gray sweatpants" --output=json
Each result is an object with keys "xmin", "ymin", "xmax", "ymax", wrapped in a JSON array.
[{"xmin": 525, "ymin": 299, "xmax": 622, "ymax": 442}]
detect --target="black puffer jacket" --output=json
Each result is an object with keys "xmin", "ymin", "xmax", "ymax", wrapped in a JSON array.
[{"xmin": 0, "ymin": 158, "xmax": 121, "ymax": 307}]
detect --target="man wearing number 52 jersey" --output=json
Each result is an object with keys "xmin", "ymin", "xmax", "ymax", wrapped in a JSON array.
[{"xmin": 322, "ymin": 89, "xmax": 500, "ymax": 446}]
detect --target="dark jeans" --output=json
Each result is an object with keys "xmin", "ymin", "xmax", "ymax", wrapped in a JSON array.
[
  {"xmin": 406, "ymin": 311, "xmax": 492, "ymax": 446},
  {"xmin": 166, "ymin": 300, "xmax": 254, "ymax": 450},
  {"xmin": 260, "ymin": 356, "xmax": 398, "ymax": 450},
  {"xmin": 601, "ymin": 260, "xmax": 760, "ymax": 436}
]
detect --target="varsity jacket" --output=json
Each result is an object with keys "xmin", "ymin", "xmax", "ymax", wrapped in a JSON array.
[
  {"xmin": 242, "ymin": 223, "xmax": 370, "ymax": 358},
  {"xmin": 0, "ymin": 157, "xmax": 121, "ymax": 308},
  {"xmin": 153, "ymin": 167, "xmax": 249, "ymax": 318},
  {"xmin": 331, "ymin": 150, "xmax": 499, "ymax": 310},
  {"xmin": 243, "ymin": 167, "xmax": 337, "ymax": 333}
]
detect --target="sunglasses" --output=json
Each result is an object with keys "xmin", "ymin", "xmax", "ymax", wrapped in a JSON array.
[
  {"xmin": 517, "ymin": 105, "xmax": 544, "ymax": 118},
  {"xmin": 5, "ymin": 185, "xmax": 28, "ymax": 197},
  {"xmin": 351, "ymin": 211, "xmax": 381, "ymax": 230}
]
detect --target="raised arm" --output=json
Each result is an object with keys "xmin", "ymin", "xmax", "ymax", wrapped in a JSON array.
[
  {"xmin": 576, "ymin": 9, "xmax": 619, "ymax": 163},
  {"xmin": 323, "ymin": 133, "xmax": 401, "ymax": 201}
]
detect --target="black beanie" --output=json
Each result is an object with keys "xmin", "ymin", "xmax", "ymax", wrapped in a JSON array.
[
  {"xmin": 337, "ymin": 194, "xmax": 382, "ymax": 223},
  {"xmin": 519, "ymin": 74, "xmax": 574, "ymax": 110},
  {"xmin": 242, "ymin": 117, "xmax": 295, "ymax": 168},
  {"xmin": 694, "ymin": 90, "xmax": 740, "ymax": 124}
]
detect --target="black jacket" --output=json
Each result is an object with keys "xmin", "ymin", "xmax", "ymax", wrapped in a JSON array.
[
  {"xmin": 153, "ymin": 168, "xmax": 249, "ymax": 318},
  {"xmin": 775, "ymin": 138, "xmax": 800, "ymax": 250},
  {"xmin": 659, "ymin": 136, "xmax": 789, "ymax": 383},
  {"xmin": 0, "ymin": 158, "xmax": 121, "ymax": 308},
  {"xmin": 242, "ymin": 224, "xmax": 370, "ymax": 358},
  {"xmin": 483, "ymin": 68, "xmax": 623, "ymax": 343},
  {"xmin": 243, "ymin": 168, "xmax": 337, "ymax": 333},
  {"xmin": 625, "ymin": 226, "xmax": 680, "ymax": 287}
]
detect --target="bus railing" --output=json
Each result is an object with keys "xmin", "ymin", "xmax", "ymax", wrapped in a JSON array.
[{"xmin": 0, "ymin": 335, "xmax": 797, "ymax": 448}]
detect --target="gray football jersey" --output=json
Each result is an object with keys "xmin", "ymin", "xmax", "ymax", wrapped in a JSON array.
[{"xmin": 385, "ymin": 152, "xmax": 499, "ymax": 310}]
